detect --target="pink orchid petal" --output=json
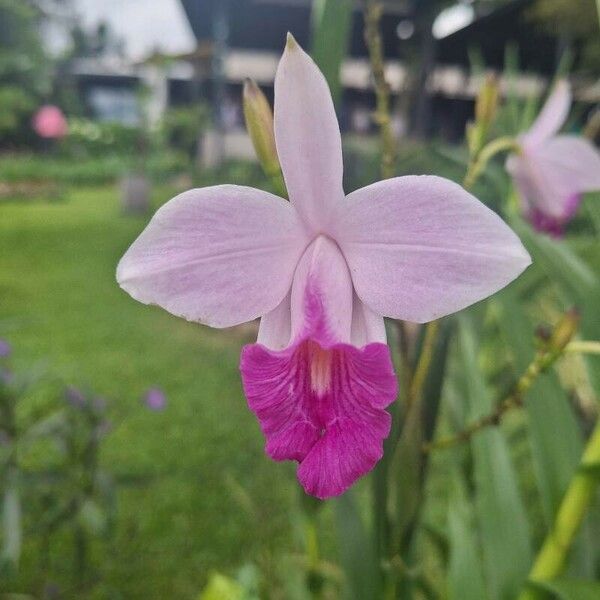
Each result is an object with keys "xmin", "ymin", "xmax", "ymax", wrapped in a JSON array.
[
  {"xmin": 509, "ymin": 136, "xmax": 600, "ymax": 221},
  {"xmin": 257, "ymin": 238, "xmax": 386, "ymax": 350},
  {"xmin": 274, "ymin": 34, "xmax": 344, "ymax": 233},
  {"xmin": 506, "ymin": 154, "xmax": 534, "ymax": 215},
  {"xmin": 257, "ymin": 292, "xmax": 292, "ymax": 350},
  {"xmin": 351, "ymin": 294, "xmax": 387, "ymax": 347},
  {"xmin": 333, "ymin": 176, "xmax": 531, "ymax": 323},
  {"xmin": 536, "ymin": 136, "xmax": 600, "ymax": 193},
  {"xmin": 523, "ymin": 80, "xmax": 571, "ymax": 147},
  {"xmin": 289, "ymin": 236, "xmax": 354, "ymax": 344},
  {"xmin": 526, "ymin": 195, "xmax": 581, "ymax": 237},
  {"xmin": 241, "ymin": 341, "xmax": 396, "ymax": 499},
  {"xmin": 117, "ymin": 185, "xmax": 308, "ymax": 328},
  {"xmin": 241, "ymin": 235, "xmax": 396, "ymax": 499}
]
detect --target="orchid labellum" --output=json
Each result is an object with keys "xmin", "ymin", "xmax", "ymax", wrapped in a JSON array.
[
  {"xmin": 506, "ymin": 80, "xmax": 600, "ymax": 236},
  {"xmin": 117, "ymin": 35, "xmax": 530, "ymax": 499}
]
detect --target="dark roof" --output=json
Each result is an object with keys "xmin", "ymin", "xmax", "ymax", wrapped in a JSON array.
[
  {"xmin": 179, "ymin": 0, "xmax": 412, "ymax": 58},
  {"xmin": 437, "ymin": 0, "xmax": 566, "ymax": 74},
  {"xmin": 180, "ymin": 0, "xmax": 571, "ymax": 74}
]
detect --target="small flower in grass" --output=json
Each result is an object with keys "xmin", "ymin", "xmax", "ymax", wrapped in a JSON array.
[
  {"xmin": 0, "ymin": 339, "xmax": 11, "ymax": 358},
  {"xmin": 65, "ymin": 386, "xmax": 87, "ymax": 409},
  {"xmin": 144, "ymin": 388, "xmax": 167, "ymax": 411},
  {"xmin": 117, "ymin": 35, "xmax": 530, "ymax": 499},
  {"xmin": 506, "ymin": 80, "xmax": 600, "ymax": 237}
]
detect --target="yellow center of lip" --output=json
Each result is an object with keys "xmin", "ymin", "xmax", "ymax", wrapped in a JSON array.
[{"xmin": 308, "ymin": 341, "xmax": 332, "ymax": 396}]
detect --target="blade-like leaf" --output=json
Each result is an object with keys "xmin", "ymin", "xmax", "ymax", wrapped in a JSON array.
[
  {"xmin": 495, "ymin": 291, "xmax": 597, "ymax": 577},
  {"xmin": 389, "ymin": 318, "xmax": 454, "ymax": 559},
  {"xmin": 447, "ymin": 473, "xmax": 488, "ymax": 600},
  {"xmin": 20, "ymin": 410, "xmax": 67, "ymax": 445},
  {"xmin": 516, "ymin": 222, "xmax": 599, "ymax": 301},
  {"xmin": 514, "ymin": 216, "xmax": 600, "ymax": 396},
  {"xmin": 579, "ymin": 463, "xmax": 600, "ymax": 479},
  {"xmin": 334, "ymin": 490, "xmax": 381, "ymax": 600},
  {"xmin": 583, "ymin": 193, "xmax": 600, "ymax": 235},
  {"xmin": 310, "ymin": 0, "xmax": 353, "ymax": 107},
  {"xmin": 198, "ymin": 573, "xmax": 243, "ymax": 600},
  {"xmin": 531, "ymin": 577, "xmax": 600, "ymax": 600},
  {"xmin": 495, "ymin": 291, "xmax": 583, "ymax": 523},
  {"xmin": 459, "ymin": 315, "xmax": 532, "ymax": 600}
]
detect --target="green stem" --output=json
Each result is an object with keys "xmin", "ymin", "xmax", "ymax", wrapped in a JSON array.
[
  {"xmin": 364, "ymin": 0, "xmax": 396, "ymax": 180},
  {"xmin": 424, "ymin": 309, "xmax": 579, "ymax": 453},
  {"xmin": 566, "ymin": 340, "xmax": 600, "ymax": 355},
  {"xmin": 464, "ymin": 136, "xmax": 520, "ymax": 190},
  {"xmin": 408, "ymin": 320, "xmax": 439, "ymax": 409},
  {"xmin": 518, "ymin": 418, "xmax": 600, "ymax": 599}
]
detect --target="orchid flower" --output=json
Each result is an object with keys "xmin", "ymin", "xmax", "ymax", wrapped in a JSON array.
[
  {"xmin": 117, "ymin": 35, "xmax": 530, "ymax": 499},
  {"xmin": 506, "ymin": 81, "xmax": 600, "ymax": 237}
]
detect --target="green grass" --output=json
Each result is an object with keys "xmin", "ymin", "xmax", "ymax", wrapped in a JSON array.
[{"xmin": 0, "ymin": 186, "xmax": 302, "ymax": 598}]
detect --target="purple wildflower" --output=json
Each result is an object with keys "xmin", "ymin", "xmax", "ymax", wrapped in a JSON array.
[{"xmin": 144, "ymin": 388, "xmax": 167, "ymax": 411}]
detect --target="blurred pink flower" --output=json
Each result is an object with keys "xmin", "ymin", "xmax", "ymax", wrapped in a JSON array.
[
  {"xmin": 32, "ymin": 105, "xmax": 68, "ymax": 139},
  {"xmin": 117, "ymin": 35, "xmax": 530, "ymax": 499},
  {"xmin": 506, "ymin": 81, "xmax": 600, "ymax": 236}
]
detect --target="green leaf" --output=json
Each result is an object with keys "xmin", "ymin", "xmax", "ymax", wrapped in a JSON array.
[
  {"xmin": 515, "ymin": 220, "xmax": 599, "ymax": 303},
  {"xmin": 334, "ymin": 490, "xmax": 381, "ymax": 600},
  {"xmin": 387, "ymin": 396, "xmax": 423, "ymax": 553},
  {"xmin": 20, "ymin": 410, "xmax": 67, "ymax": 444},
  {"xmin": 513, "ymin": 217, "xmax": 600, "ymax": 399},
  {"xmin": 494, "ymin": 291, "xmax": 597, "ymax": 576},
  {"xmin": 531, "ymin": 577, "xmax": 600, "ymax": 600},
  {"xmin": 422, "ymin": 318, "xmax": 455, "ymax": 444},
  {"xmin": 447, "ymin": 474, "xmax": 488, "ymax": 600},
  {"xmin": 579, "ymin": 286, "xmax": 600, "ymax": 393},
  {"xmin": 78, "ymin": 498, "xmax": 107, "ymax": 537},
  {"xmin": 310, "ymin": 0, "xmax": 353, "ymax": 106},
  {"xmin": 198, "ymin": 573, "xmax": 243, "ymax": 600},
  {"xmin": 583, "ymin": 192, "xmax": 600, "ymax": 235},
  {"xmin": 388, "ymin": 319, "xmax": 454, "ymax": 558},
  {"xmin": 579, "ymin": 462, "xmax": 600, "ymax": 479},
  {"xmin": 458, "ymin": 315, "xmax": 532, "ymax": 600},
  {"xmin": 495, "ymin": 291, "xmax": 583, "ymax": 524}
]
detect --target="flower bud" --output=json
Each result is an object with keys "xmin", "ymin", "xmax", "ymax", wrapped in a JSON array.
[
  {"xmin": 243, "ymin": 79, "xmax": 279, "ymax": 178},
  {"xmin": 475, "ymin": 73, "xmax": 499, "ymax": 128},
  {"xmin": 468, "ymin": 73, "xmax": 500, "ymax": 157},
  {"xmin": 549, "ymin": 307, "xmax": 580, "ymax": 353}
]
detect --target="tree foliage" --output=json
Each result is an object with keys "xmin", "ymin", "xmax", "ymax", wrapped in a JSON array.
[{"xmin": 0, "ymin": 0, "xmax": 50, "ymax": 143}]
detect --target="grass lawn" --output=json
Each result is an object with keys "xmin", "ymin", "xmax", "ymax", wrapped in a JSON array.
[
  {"xmin": 0, "ymin": 146, "xmax": 461, "ymax": 599},
  {"xmin": 3, "ymin": 150, "xmax": 594, "ymax": 599},
  {"xmin": 0, "ymin": 186, "xmax": 308, "ymax": 598}
]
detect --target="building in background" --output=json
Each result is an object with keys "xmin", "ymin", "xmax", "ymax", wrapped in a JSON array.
[{"xmin": 67, "ymin": 0, "xmax": 597, "ymax": 155}]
